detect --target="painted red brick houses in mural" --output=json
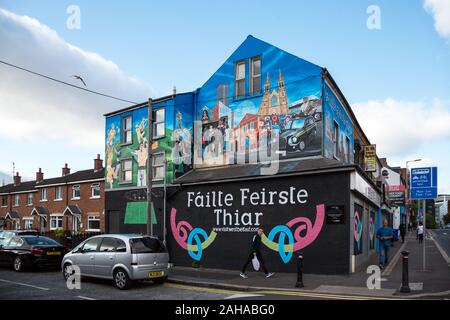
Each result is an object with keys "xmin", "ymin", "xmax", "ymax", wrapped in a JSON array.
[{"xmin": 0, "ymin": 155, "xmax": 105, "ymax": 233}]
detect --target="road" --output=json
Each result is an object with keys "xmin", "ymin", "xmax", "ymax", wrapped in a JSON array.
[
  {"xmin": 0, "ymin": 267, "xmax": 384, "ymax": 300},
  {"xmin": 432, "ymin": 229, "xmax": 450, "ymax": 258}
]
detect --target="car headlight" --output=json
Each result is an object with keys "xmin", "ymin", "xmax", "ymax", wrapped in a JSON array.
[{"xmin": 291, "ymin": 136, "xmax": 298, "ymax": 143}]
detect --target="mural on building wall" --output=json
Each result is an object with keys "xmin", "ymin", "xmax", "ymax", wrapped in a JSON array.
[
  {"xmin": 194, "ymin": 36, "xmax": 324, "ymax": 168},
  {"xmin": 323, "ymin": 83, "xmax": 354, "ymax": 162},
  {"xmin": 354, "ymin": 204, "xmax": 363, "ymax": 255},
  {"xmin": 369, "ymin": 211, "xmax": 376, "ymax": 250}
]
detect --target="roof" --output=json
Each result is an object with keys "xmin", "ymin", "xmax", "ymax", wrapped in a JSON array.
[
  {"xmin": 36, "ymin": 168, "xmax": 104, "ymax": 187},
  {"xmin": 174, "ymin": 158, "xmax": 356, "ymax": 185},
  {"xmin": 31, "ymin": 206, "xmax": 50, "ymax": 216},
  {"xmin": 63, "ymin": 205, "xmax": 83, "ymax": 216},
  {"xmin": 5, "ymin": 211, "xmax": 20, "ymax": 220},
  {"xmin": 0, "ymin": 180, "xmax": 36, "ymax": 194}
]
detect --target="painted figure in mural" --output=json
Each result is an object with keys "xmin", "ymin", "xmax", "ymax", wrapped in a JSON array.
[
  {"xmin": 240, "ymin": 227, "xmax": 274, "ymax": 279},
  {"xmin": 127, "ymin": 142, "xmax": 148, "ymax": 168},
  {"xmin": 376, "ymin": 219, "xmax": 393, "ymax": 269},
  {"xmin": 172, "ymin": 112, "xmax": 192, "ymax": 171},
  {"xmin": 201, "ymin": 109, "xmax": 210, "ymax": 124},
  {"xmin": 106, "ymin": 123, "xmax": 121, "ymax": 189},
  {"xmin": 135, "ymin": 118, "xmax": 148, "ymax": 146}
]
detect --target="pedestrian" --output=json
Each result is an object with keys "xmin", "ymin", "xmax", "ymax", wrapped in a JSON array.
[
  {"xmin": 399, "ymin": 223, "xmax": 406, "ymax": 243},
  {"xmin": 240, "ymin": 227, "xmax": 274, "ymax": 279},
  {"xmin": 417, "ymin": 221, "xmax": 424, "ymax": 243},
  {"xmin": 376, "ymin": 219, "xmax": 393, "ymax": 269}
]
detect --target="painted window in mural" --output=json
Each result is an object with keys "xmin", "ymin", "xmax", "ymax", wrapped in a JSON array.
[
  {"xmin": 354, "ymin": 203, "xmax": 363, "ymax": 255},
  {"xmin": 250, "ymin": 57, "xmax": 261, "ymax": 95},
  {"xmin": 235, "ymin": 61, "xmax": 246, "ymax": 98}
]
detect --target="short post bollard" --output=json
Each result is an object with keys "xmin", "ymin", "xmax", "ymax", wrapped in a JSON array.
[
  {"xmin": 400, "ymin": 251, "xmax": 411, "ymax": 293},
  {"xmin": 295, "ymin": 252, "xmax": 304, "ymax": 288}
]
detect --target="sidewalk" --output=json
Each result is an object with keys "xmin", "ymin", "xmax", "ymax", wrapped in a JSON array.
[{"xmin": 167, "ymin": 232, "xmax": 450, "ymax": 298}]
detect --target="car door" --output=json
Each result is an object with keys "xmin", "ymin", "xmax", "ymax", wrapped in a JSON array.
[
  {"xmin": 76, "ymin": 237, "xmax": 102, "ymax": 276},
  {"xmin": 94, "ymin": 237, "xmax": 117, "ymax": 277},
  {"xmin": 1, "ymin": 236, "xmax": 23, "ymax": 265}
]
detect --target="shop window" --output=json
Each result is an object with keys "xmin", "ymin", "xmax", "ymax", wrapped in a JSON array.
[
  {"xmin": 50, "ymin": 215, "xmax": 63, "ymax": 230},
  {"xmin": 250, "ymin": 57, "xmax": 261, "ymax": 95},
  {"xmin": 121, "ymin": 116, "xmax": 132, "ymax": 144},
  {"xmin": 120, "ymin": 159, "xmax": 133, "ymax": 183},
  {"xmin": 55, "ymin": 186, "xmax": 63, "ymax": 200},
  {"xmin": 152, "ymin": 153, "xmax": 165, "ymax": 181},
  {"xmin": 235, "ymin": 61, "xmax": 246, "ymax": 98},
  {"xmin": 87, "ymin": 216, "xmax": 100, "ymax": 231},
  {"xmin": 91, "ymin": 183, "xmax": 101, "ymax": 198},
  {"xmin": 72, "ymin": 185, "xmax": 80, "ymax": 199},
  {"xmin": 41, "ymin": 188, "xmax": 48, "ymax": 201},
  {"xmin": 153, "ymin": 108, "xmax": 165, "ymax": 138}
]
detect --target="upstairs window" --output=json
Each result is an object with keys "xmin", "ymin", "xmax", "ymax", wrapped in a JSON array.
[
  {"xmin": 152, "ymin": 153, "xmax": 165, "ymax": 181},
  {"xmin": 14, "ymin": 194, "xmax": 19, "ymax": 206},
  {"xmin": 345, "ymin": 136, "xmax": 351, "ymax": 163},
  {"xmin": 72, "ymin": 185, "xmax": 80, "ymax": 199},
  {"xmin": 91, "ymin": 183, "xmax": 101, "ymax": 198},
  {"xmin": 121, "ymin": 116, "xmax": 132, "ymax": 144},
  {"xmin": 235, "ymin": 61, "xmax": 246, "ymax": 98},
  {"xmin": 333, "ymin": 121, "xmax": 339, "ymax": 159},
  {"xmin": 1, "ymin": 196, "xmax": 7, "ymax": 207},
  {"xmin": 250, "ymin": 57, "xmax": 261, "ymax": 95},
  {"xmin": 41, "ymin": 188, "xmax": 48, "ymax": 201},
  {"xmin": 27, "ymin": 193, "xmax": 33, "ymax": 206},
  {"xmin": 153, "ymin": 108, "xmax": 165, "ymax": 138},
  {"xmin": 55, "ymin": 186, "xmax": 63, "ymax": 200},
  {"xmin": 120, "ymin": 159, "xmax": 133, "ymax": 183}
]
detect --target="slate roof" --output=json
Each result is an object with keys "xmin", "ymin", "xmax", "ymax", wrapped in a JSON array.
[
  {"xmin": 0, "ymin": 181, "xmax": 36, "ymax": 194},
  {"xmin": 5, "ymin": 211, "xmax": 20, "ymax": 220},
  {"xmin": 63, "ymin": 205, "xmax": 83, "ymax": 216},
  {"xmin": 31, "ymin": 206, "xmax": 50, "ymax": 216}
]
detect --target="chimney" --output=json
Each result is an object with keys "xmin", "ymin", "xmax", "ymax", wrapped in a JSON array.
[
  {"xmin": 13, "ymin": 172, "xmax": 21, "ymax": 186},
  {"xmin": 94, "ymin": 154, "xmax": 103, "ymax": 171},
  {"xmin": 36, "ymin": 168, "xmax": 44, "ymax": 183},
  {"xmin": 62, "ymin": 163, "xmax": 71, "ymax": 176}
]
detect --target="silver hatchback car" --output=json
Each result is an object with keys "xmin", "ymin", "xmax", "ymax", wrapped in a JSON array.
[{"xmin": 61, "ymin": 234, "xmax": 170, "ymax": 289}]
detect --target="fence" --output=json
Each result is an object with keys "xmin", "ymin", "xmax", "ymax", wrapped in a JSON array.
[{"xmin": 39, "ymin": 230, "xmax": 103, "ymax": 249}]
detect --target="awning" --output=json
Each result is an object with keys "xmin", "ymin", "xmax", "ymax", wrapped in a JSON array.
[
  {"xmin": 124, "ymin": 202, "xmax": 157, "ymax": 225},
  {"xmin": 63, "ymin": 205, "xmax": 83, "ymax": 216}
]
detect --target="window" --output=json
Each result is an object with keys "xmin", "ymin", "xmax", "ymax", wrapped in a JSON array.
[
  {"xmin": 55, "ymin": 186, "xmax": 62, "ymax": 200},
  {"xmin": 87, "ymin": 216, "xmax": 100, "ymax": 231},
  {"xmin": 153, "ymin": 108, "xmax": 165, "ymax": 138},
  {"xmin": 152, "ymin": 153, "xmax": 165, "ymax": 181},
  {"xmin": 24, "ymin": 218, "xmax": 33, "ymax": 230},
  {"xmin": 72, "ymin": 185, "xmax": 80, "ymax": 199},
  {"xmin": 7, "ymin": 236, "xmax": 24, "ymax": 247},
  {"xmin": 121, "ymin": 116, "xmax": 132, "ymax": 144},
  {"xmin": 91, "ymin": 183, "xmax": 100, "ymax": 198},
  {"xmin": 99, "ymin": 237, "xmax": 117, "ymax": 252},
  {"xmin": 250, "ymin": 57, "xmax": 261, "ymax": 95},
  {"xmin": 120, "ymin": 159, "xmax": 133, "ymax": 183},
  {"xmin": 333, "ymin": 121, "xmax": 339, "ymax": 159},
  {"xmin": 1, "ymin": 196, "xmax": 7, "ymax": 207},
  {"xmin": 27, "ymin": 193, "xmax": 33, "ymax": 206},
  {"xmin": 130, "ymin": 237, "xmax": 166, "ymax": 253},
  {"xmin": 235, "ymin": 61, "xmax": 246, "ymax": 98},
  {"xmin": 41, "ymin": 188, "xmax": 48, "ymax": 201},
  {"xmin": 50, "ymin": 215, "xmax": 63, "ymax": 230},
  {"xmin": 81, "ymin": 237, "xmax": 102, "ymax": 252},
  {"xmin": 14, "ymin": 194, "xmax": 19, "ymax": 206},
  {"xmin": 250, "ymin": 122, "xmax": 254, "ymax": 131},
  {"xmin": 345, "ymin": 136, "xmax": 351, "ymax": 163}
]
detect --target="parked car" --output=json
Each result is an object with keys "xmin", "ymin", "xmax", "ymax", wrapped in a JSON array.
[
  {"xmin": 0, "ymin": 235, "xmax": 66, "ymax": 271},
  {"xmin": 0, "ymin": 230, "xmax": 40, "ymax": 246},
  {"xmin": 279, "ymin": 116, "xmax": 319, "ymax": 152},
  {"xmin": 443, "ymin": 223, "xmax": 450, "ymax": 229},
  {"xmin": 61, "ymin": 234, "xmax": 170, "ymax": 290}
]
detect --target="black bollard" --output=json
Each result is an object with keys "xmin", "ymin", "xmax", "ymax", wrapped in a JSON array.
[
  {"xmin": 400, "ymin": 251, "xmax": 411, "ymax": 293},
  {"xmin": 295, "ymin": 252, "xmax": 304, "ymax": 288}
]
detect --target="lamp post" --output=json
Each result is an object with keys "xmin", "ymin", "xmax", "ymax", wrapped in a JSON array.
[{"xmin": 147, "ymin": 98, "xmax": 153, "ymax": 237}]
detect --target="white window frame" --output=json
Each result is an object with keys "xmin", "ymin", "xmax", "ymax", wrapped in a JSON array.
[
  {"xmin": 87, "ymin": 215, "xmax": 101, "ymax": 232},
  {"xmin": 250, "ymin": 56, "xmax": 261, "ymax": 95},
  {"xmin": 91, "ymin": 183, "xmax": 101, "ymax": 198},
  {"xmin": 55, "ymin": 186, "xmax": 63, "ymax": 201},
  {"xmin": 27, "ymin": 193, "xmax": 33, "ymax": 206},
  {"xmin": 14, "ymin": 194, "xmax": 19, "ymax": 207},
  {"xmin": 40, "ymin": 188, "xmax": 48, "ymax": 202},
  {"xmin": 121, "ymin": 115, "xmax": 132, "ymax": 145},
  {"xmin": 152, "ymin": 152, "xmax": 165, "ymax": 181},
  {"xmin": 235, "ymin": 60, "xmax": 246, "ymax": 98},
  {"xmin": 120, "ymin": 158, "xmax": 133, "ymax": 184},
  {"xmin": 153, "ymin": 108, "xmax": 165, "ymax": 139},
  {"xmin": 23, "ymin": 217, "xmax": 34, "ymax": 230},
  {"xmin": 1, "ymin": 195, "xmax": 7, "ymax": 207},
  {"xmin": 50, "ymin": 214, "xmax": 63, "ymax": 230},
  {"xmin": 72, "ymin": 185, "xmax": 81, "ymax": 200}
]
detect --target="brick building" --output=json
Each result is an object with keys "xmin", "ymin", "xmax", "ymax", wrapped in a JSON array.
[{"xmin": 0, "ymin": 155, "xmax": 105, "ymax": 233}]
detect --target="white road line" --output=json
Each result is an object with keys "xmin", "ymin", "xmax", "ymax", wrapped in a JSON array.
[
  {"xmin": 77, "ymin": 295, "xmax": 96, "ymax": 300},
  {"xmin": 224, "ymin": 293, "xmax": 264, "ymax": 300},
  {"xmin": 429, "ymin": 230, "xmax": 450, "ymax": 266},
  {"xmin": 0, "ymin": 278, "xmax": 49, "ymax": 291},
  {"xmin": 382, "ymin": 240, "xmax": 408, "ymax": 276}
]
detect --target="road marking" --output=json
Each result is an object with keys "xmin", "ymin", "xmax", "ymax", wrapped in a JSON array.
[
  {"xmin": 224, "ymin": 293, "xmax": 264, "ymax": 300},
  {"xmin": 0, "ymin": 278, "xmax": 49, "ymax": 291},
  {"xmin": 429, "ymin": 230, "xmax": 450, "ymax": 266},
  {"xmin": 77, "ymin": 295, "xmax": 96, "ymax": 300},
  {"xmin": 382, "ymin": 239, "xmax": 408, "ymax": 276},
  {"xmin": 254, "ymin": 289, "xmax": 402, "ymax": 300},
  {"xmin": 165, "ymin": 283, "xmax": 244, "ymax": 295}
]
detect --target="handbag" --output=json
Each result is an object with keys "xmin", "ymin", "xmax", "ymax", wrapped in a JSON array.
[{"xmin": 252, "ymin": 256, "xmax": 260, "ymax": 271}]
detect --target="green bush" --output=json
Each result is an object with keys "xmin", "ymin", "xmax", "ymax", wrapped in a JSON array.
[
  {"xmin": 425, "ymin": 214, "xmax": 435, "ymax": 229},
  {"xmin": 54, "ymin": 228, "xmax": 65, "ymax": 238}
]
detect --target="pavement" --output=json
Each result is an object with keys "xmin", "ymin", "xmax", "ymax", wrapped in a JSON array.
[{"xmin": 167, "ymin": 231, "xmax": 450, "ymax": 299}]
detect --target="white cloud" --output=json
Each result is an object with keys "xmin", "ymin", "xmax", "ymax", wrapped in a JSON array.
[
  {"xmin": 0, "ymin": 8, "xmax": 152, "ymax": 149},
  {"xmin": 352, "ymin": 98, "xmax": 450, "ymax": 157},
  {"xmin": 424, "ymin": 0, "xmax": 450, "ymax": 40}
]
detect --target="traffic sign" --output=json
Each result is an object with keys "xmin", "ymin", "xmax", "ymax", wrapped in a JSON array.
[{"xmin": 410, "ymin": 167, "xmax": 437, "ymax": 200}]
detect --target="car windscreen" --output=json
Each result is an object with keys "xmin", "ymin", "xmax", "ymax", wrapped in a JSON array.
[
  {"xmin": 24, "ymin": 237, "xmax": 60, "ymax": 246},
  {"xmin": 0, "ymin": 232, "xmax": 15, "ymax": 245},
  {"xmin": 130, "ymin": 237, "xmax": 166, "ymax": 253},
  {"xmin": 289, "ymin": 119, "xmax": 305, "ymax": 130}
]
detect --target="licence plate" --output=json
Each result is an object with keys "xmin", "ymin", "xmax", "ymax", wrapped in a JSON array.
[
  {"xmin": 148, "ymin": 271, "xmax": 163, "ymax": 278},
  {"xmin": 46, "ymin": 251, "xmax": 61, "ymax": 256}
]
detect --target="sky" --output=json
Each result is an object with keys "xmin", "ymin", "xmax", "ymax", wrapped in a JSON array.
[{"xmin": 0, "ymin": 0, "xmax": 449, "ymax": 193}]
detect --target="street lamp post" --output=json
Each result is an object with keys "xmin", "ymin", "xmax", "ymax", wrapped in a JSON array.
[{"xmin": 147, "ymin": 98, "xmax": 153, "ymax": 237}]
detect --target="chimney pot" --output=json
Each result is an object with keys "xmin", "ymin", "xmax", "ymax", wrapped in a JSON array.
[
  {"xmin": 14, "ymin": 172, "xmax": 21, "ymax": 186},
  {"xmin": 62, "ymin": 164, "xmax": 71, "ymax": 176},
  {"xmin": 36, "ymin": 168, "xmax": 44, "ymax": 183},
  {"xmin": 94, "ymin": 154, "xmax": 103, "ymax": 171}
]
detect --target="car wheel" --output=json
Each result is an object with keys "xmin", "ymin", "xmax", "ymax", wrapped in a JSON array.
[
  {"xmin": 13, "ymin": 256, "xmax": 25, "ymax": 272},
  {"xmin": 63, "ymin": 263, "xmax": 74, "ymax": 281},
  {"xmin": 298, "ymin": 140, "xmax": 306, "ymax": 151},
  {"xmin": 153, "ymin": 276, "xmax": 167, "ymax": 285},
  {"xmin": 113, "ymin": 268, "xmax": 131, "ymax": 290}
]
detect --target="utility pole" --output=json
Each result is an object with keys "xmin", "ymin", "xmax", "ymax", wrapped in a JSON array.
[{"xmin": 147, "ymin": 98, "xmax": 153, "ymax": 237}]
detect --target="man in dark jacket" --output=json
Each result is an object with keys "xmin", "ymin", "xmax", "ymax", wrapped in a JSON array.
[{"xmin": 240, "ymin": 227, "xmax": 274, "ymax": 278}]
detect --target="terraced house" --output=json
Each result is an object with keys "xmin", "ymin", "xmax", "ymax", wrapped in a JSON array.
[{"xmin": 0, "ymin": 155, "xmax": 105, "ymax": 233}]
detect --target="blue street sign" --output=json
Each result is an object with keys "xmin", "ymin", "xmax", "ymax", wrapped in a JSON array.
[{"xmin": 410, "ymin": 167, "xmax": 438, "ymax": 199}]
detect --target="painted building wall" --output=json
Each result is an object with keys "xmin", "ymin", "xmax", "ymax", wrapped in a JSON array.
[{"xmin": 193, "ymin": 36, "xmax": 324, "ymax": 169}]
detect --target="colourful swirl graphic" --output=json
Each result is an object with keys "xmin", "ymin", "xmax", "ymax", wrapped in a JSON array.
[
  {"xmin": 354, "ymin": 211, "xmax": 363, "ymax": 252},
  {"xmin": 261, "ymin": 204, "xmax": 325, "ymax": 263},
  {"xmin": 170, "ymin": 208, "xmax": 217, "ymax": 261}
]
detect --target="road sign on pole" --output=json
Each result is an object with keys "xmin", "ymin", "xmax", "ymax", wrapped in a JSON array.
[{"xmin": 410, "ymin": 167, "xmax": 438, "ymax": 200}]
